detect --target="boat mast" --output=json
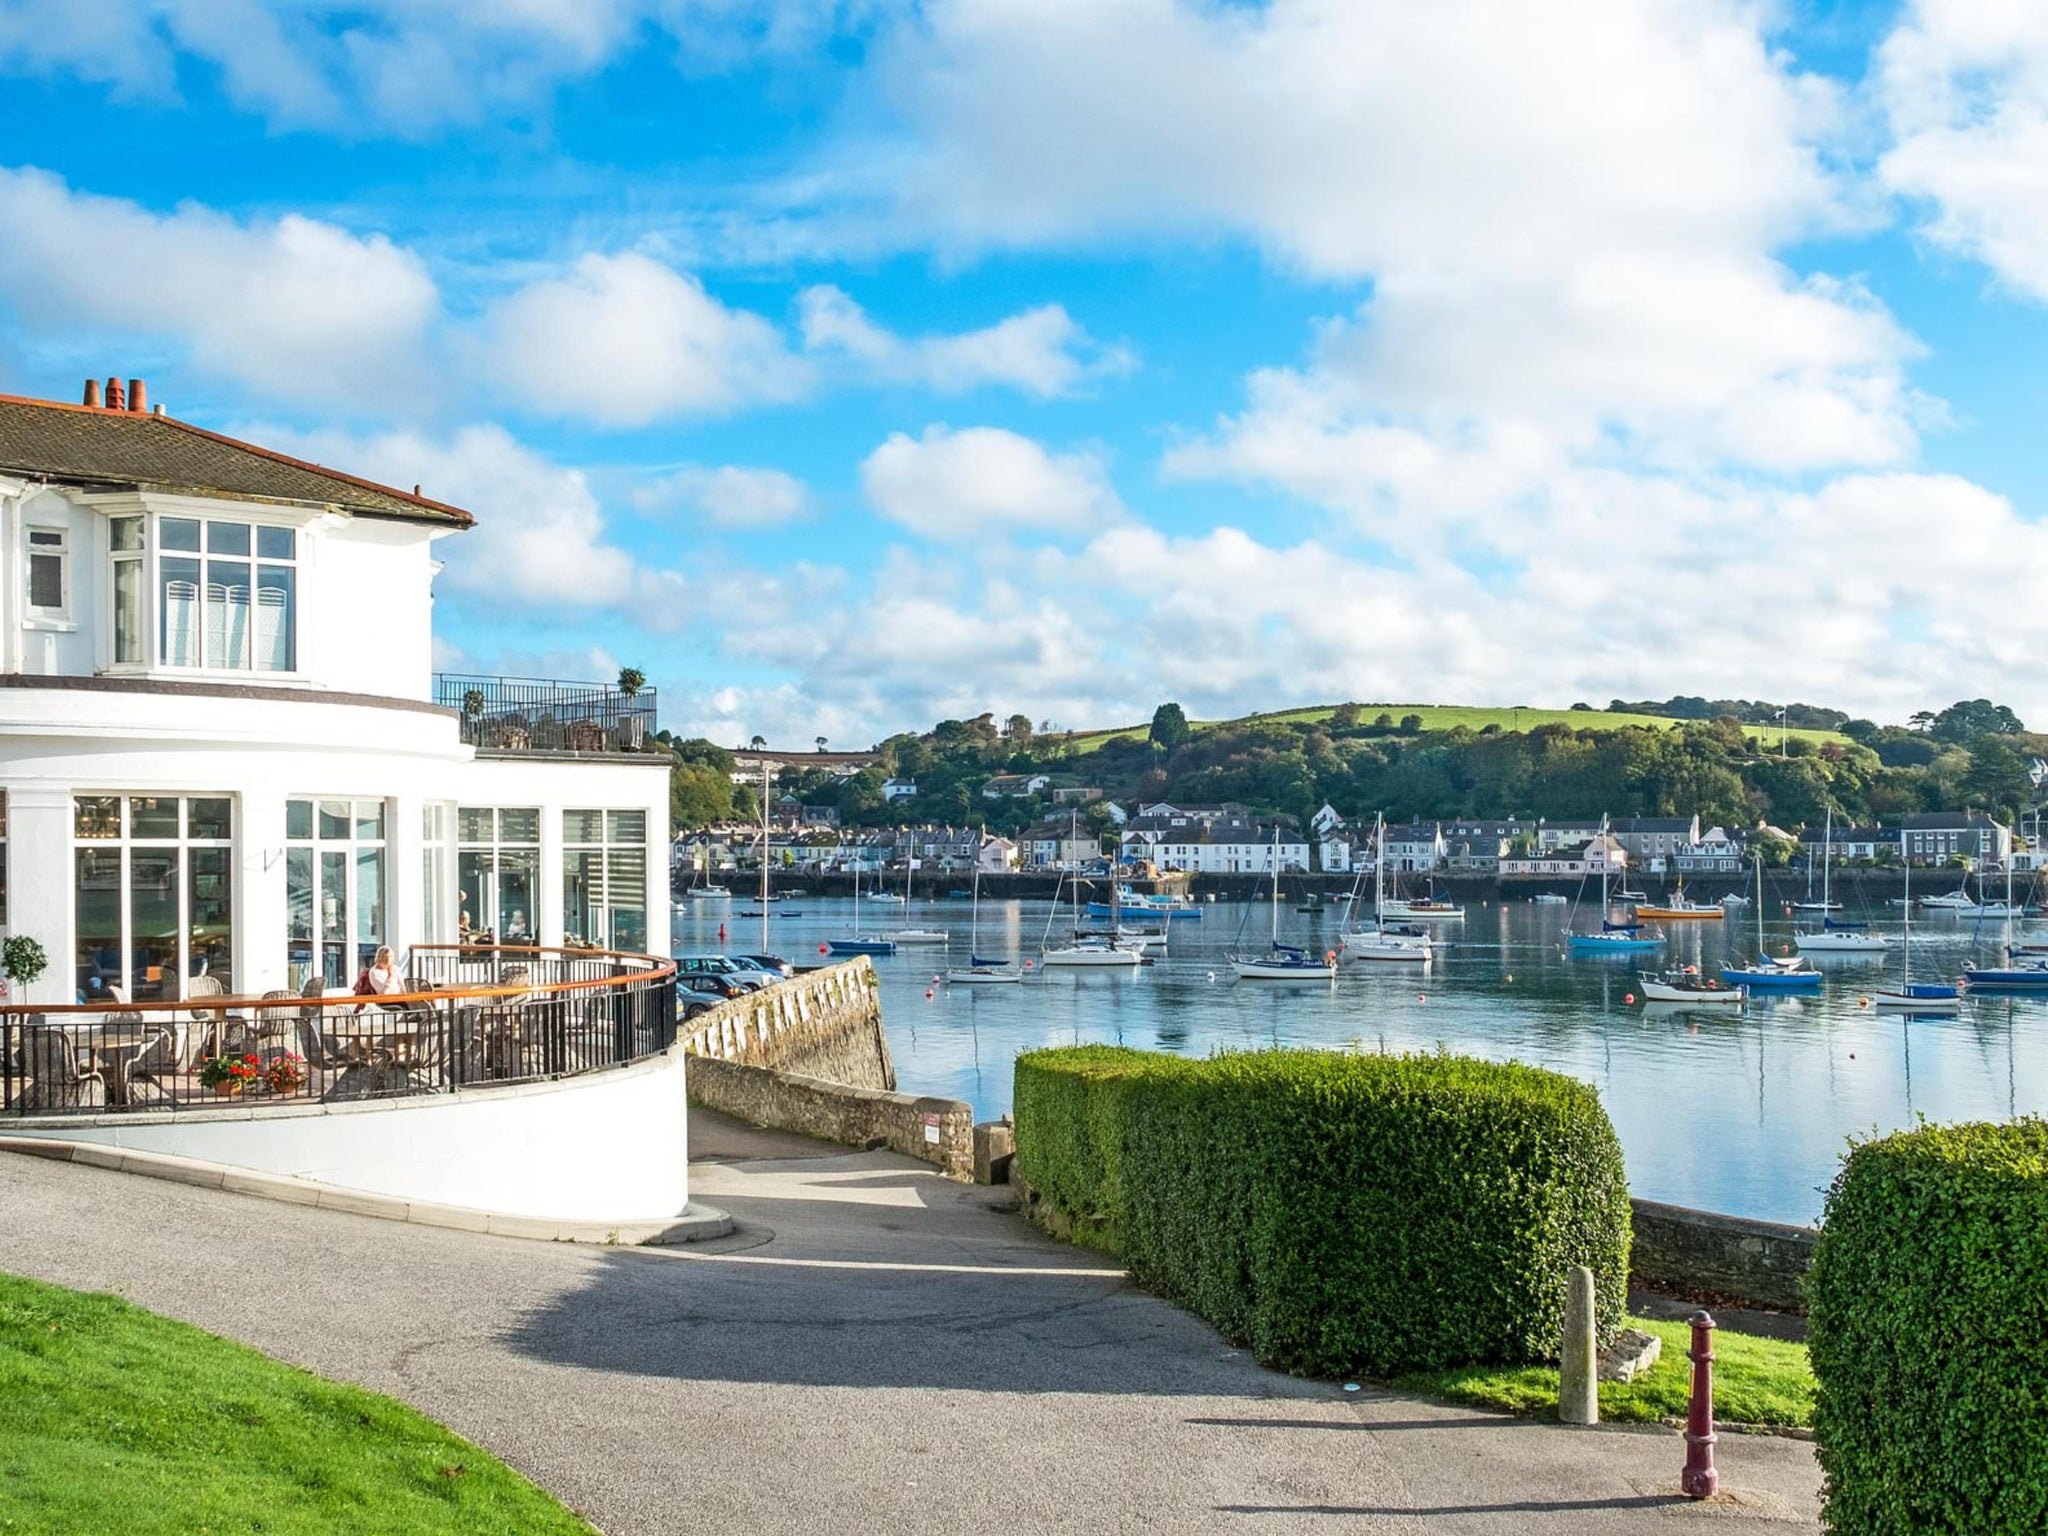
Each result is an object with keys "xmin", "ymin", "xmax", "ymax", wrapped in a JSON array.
[
  {"xmin": 1902, "ymin": 853, "xmax": 1912, "ymax": 990},
  {"xmin": 760, "ymin": 759, "xmax": 771, "ymax": 954},
  {"xmin": 1374, "ymin": 813, "xmax": 1387, "ymax": 933}
]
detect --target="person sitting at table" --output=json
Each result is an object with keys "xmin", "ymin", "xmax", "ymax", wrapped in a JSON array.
[{"xmin": 352, "ymin": 946, "xmax": 405, "ymax": 1012}]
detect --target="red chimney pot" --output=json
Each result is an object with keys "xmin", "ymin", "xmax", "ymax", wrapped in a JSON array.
[
  {"xmin": 105, "ymin": 377, "xmax": 125, "ymax": 412},
  {"xmin": 82, "ymin": 379, "xmax": 102, "ymax": 408},
  {"xmin": 128, "ymin": 378, "xmax": 147, "ymax": 414}
]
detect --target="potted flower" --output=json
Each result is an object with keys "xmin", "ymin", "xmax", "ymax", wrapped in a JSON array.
[
  {"xmin": 263, "ymin": 1053, "xmax": 308, "ymax": 1096},
  {"xmin": 198, "ymin": 1053, "xmax": 261, "ymax": 1097},
  {"xmin": 617, "ymin": 667, "xmax": 648, "ymax": 750}
]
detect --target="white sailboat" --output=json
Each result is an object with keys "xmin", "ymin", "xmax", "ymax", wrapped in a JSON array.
[
  {"xmin": 894, "ymin": 846, "xmax": 949, "ymax": 945},
  {"xmin": 1874, "ymin": 858, "xmax": 1960, "ymax": 1011},
  {"xmin": 1343, "ymin": 815, "xmax": 1434, "ymax": 963},
  {"xmin": 1040, "ymin": 869, "xmax": 1144, "ymax": 968},
  {"xmin": 1231, "ymin": 828, "xmax": 1336, "ymax": 979},
  {"xmin": 1795, "ymin": 808, "xmax": 1889, "ymax": 954},
  {"xmin": 946, "ymin": 853, "xmax": 1020, "ymax": 984}
]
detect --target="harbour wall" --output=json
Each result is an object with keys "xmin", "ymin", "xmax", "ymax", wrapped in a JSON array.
[
  {"xmin": 1629, "ymin": 1197, "xmax": 1816, "ymax": 1311},
  {"xmin": 681, "ymin": 958, "xmax": 975, "ymax": 1179}
]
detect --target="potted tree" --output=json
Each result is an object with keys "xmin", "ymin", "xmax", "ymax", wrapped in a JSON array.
[
  {"xmin": 1, "ymin": 934, "xmax": 48, "ymax": 1003},
  {"xmin": 617, "ymin": 667, "xmax": 648, "ymax": 749}
]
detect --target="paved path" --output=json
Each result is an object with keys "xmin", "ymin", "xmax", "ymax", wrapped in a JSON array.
[{"xmin": 0, "ymin": 1119, "xmax": 1820, "ymax": 1534}]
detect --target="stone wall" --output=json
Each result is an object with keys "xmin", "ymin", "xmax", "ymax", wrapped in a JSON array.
[
  {"xmin": 681, "ymin": 959, "xmax": 893, "ymax": 1090},
  {"xmin": 686, "ymin": 1055, "xmax": 974, "ymax": 1181},
  {"xmin": 1629, "ymin": 1197, "xmax": 1816, "ymax": 1311}
]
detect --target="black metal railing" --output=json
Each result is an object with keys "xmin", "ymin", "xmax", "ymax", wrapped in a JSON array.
[
  {"xmin": 434, "ymin": 673, "xmax": 658, "ymax": 754},
  {"xmin": 1, "ymin": 945, "xmax": 678, "ymax": 1116}
]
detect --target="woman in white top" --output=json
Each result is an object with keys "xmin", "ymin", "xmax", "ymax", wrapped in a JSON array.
[{"xmin": 365, "ymin": 946, "xmax": 406, "ymax": 997}]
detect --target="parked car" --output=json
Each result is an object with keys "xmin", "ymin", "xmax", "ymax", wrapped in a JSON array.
[
  {"xmin": 671, "ymin": 969, "xmax": 760, "ymax": 1001},
  {"xmin": 676, "ymin": 955, "xmax": 772, "ymax": 991},
  {"xmin": 730, "ymin": 953, "xmax": 794, "ymax": 978},
  {"xmin": 676, "ymin": 984, "xmax": 728, "ymax": 1019}
]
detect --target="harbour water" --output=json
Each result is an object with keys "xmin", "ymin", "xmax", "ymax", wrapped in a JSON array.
[{"xmin": 674, "ymin": 896, "xmax": 2048, "ymax": 1225}]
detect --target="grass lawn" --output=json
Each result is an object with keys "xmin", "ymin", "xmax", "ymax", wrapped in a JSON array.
[
  {"xmin": 1392, "ymin": 1315, "xmax": 1815, "ymax": 1430},
  {"xmin": 0, "ymin": 1271, "xmax": 593, "ymax": 1535},
  {"xmin": 1066, "ymin": 703, "xmax": 1846, "ymax": 751}
]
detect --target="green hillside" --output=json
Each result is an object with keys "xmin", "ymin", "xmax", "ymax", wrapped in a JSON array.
[{"xmin": 1065, "ymin": 703, "xmax": 1849, "ymax": 751}]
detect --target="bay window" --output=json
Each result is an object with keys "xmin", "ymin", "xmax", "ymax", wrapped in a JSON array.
[{"xmin": 109, "ymin": 511, "xmax": 299, "ymax": 674}]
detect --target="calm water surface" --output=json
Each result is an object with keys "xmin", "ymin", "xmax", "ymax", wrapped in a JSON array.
[{"xmin": 674, "ymin": 895, "xmax": 2048, "ymax": 1224}]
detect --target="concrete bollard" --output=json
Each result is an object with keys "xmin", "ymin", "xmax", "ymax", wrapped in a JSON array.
[
  {"xmin": 972, "ymin": 1120, "xmax": 1015, "ymax": 1185},
  {"xmin": 1559, "ymin": 1265, "xmax": 1598, "ymax": 1425},
  {"xmin": 1681, "ymin": 1310, "xmax": 1719, "ymax": 1499}
]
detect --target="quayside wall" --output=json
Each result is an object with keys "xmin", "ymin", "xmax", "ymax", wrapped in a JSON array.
[
  {"xmin": 682, "ymin": 959, "xmax": 973, "ymax": 1179},
  {"xmin": 1629, "ymin": 1197, "xmax": 1816, "ymax": 1311}
]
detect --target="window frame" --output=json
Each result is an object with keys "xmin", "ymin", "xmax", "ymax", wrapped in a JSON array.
[
  {"xmin": 100, "ymin": 506, "xmax": 306, "ymax": 679},
  {"xmin": 71, "ymin": 792, "xmax": 236, "ymax": 1002},
  {"xmin": 284, "ymin": 797, "xmax": 389, "ymax": 990},
  {"xmin": 25, "ymin": 523, "xmax": 70, "ymax": 623}
]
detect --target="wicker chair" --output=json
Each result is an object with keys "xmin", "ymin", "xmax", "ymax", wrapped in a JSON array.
[{"xmin": 20, "ymin": 1024, "xmax": 105, "ymax": 1110}]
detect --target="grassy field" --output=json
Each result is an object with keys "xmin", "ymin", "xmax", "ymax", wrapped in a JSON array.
[
  {"xmin": 0, "ymin": 1271, "xmax": 593, "ymax": 1535},
  {"xmin": 1393, "ymin": 1314, "xmax": 1816, "ymax": 1430},
  {"xmin": 1065, "ymin": 703, "xmax": 1847, "ymax": 752}
]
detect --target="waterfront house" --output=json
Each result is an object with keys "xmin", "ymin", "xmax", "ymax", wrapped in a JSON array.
[
  {"xmin": 0, "ymin": 382, "xmax": 670, "ymax": 1004},
  {"xmin": 1533, "ymin": 818, "xmax": 1606, "ymax": 854},
  {"xmin": 1798, "ymin": 822, "xmax": 1893, "ymax": 866},
  {"xmin": 1500, "ymin": 834, "xmax": 1628, "ymax": 880},
  {"xmin": 1901, "ymin": 812, "xmax": 2009, "ymax": 869},
  {"xmin": 976, "ymin": 835, "xmax": 1019, "ymax": 873},
  {"xmin": 1673, "ymin": 828, "xmax": 1747, "ymax": 875},
  {"xmin": 1120, "ymin": 814, "xmax": 1310, "ymax": 874},
  {"xmin": 1317, "ymin": 827, "xmax": 1358, "ymax": 875},
  {"xmin": 1310, "ymin": 803, "xmax": 1347, "ymax": 839},
  {"xmin": 1609, "ymin": 816, "xmax": 1702, "ymax": 869},
  {"xmin": 1020, "ymin": 819, "xmax": 1100, "ymax": 871},
  {"xmin": 1441, "ymin": 819, "xmax": 1534, "ymax": 873},
  {"xmin": 1381, "ymin": 823, "xmax": 1446, "ymax": 873}
]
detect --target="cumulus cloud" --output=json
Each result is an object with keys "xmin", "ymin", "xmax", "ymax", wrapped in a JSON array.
[
  {"xmin": 249, "ymin": 421, "xmax": 688, "ymax": 624},
  {"xmin": 796, "ymin": 285, "xmax": 1132, "ymax": 395},
  {"xmin": 479, "ymin": 253, "xmax": 811, "ymax": 427},
  {"xmin": 0, "ymin": 166, "xmax": 438, "ymax": 410},
  {"xmin": 1879, "ymin": 1, "xmax": 2048, "ymax": 303},
  {"xmin": 631, "ymin": 463, "xmax": 814, "ymax": 528},
  {"xmin": 859, "ymin": 424, "xmax": 1121, "ymax": 540}
]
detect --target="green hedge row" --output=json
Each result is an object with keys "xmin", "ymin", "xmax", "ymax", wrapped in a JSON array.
[
  {"xmin": 1809, "ymin": 1119, "xmax": 2048, "ymax": 1534},
  {"xmin": 1012, "ymin": 1045, "xmax": 1631, "ymax": 1377}
]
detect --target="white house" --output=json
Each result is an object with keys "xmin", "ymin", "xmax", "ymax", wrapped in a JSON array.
[
  {"xmin": 1501, "ymin": 836, "xmax": 1628, "ymax": 879},
  {"xmin": 1121, "ymin": 814, "xmax": 1311, "ymax": 874},
  {"xmin": 881, "ymin": 777, "xmax": 918, "ymax": 802},
  {"xmin": 0, "ymin": 382, "xmax": 670, "ymax": 1006},
  {"xmin": 981, "ymin": 773, "xmax": 1050, "ymax": 800},
  {"xmin": 976, "ymin": 835, "xmax": 1019, "ymax": 873},
  {"xmin": 1381, "ymin": 823, "xmax": 1446, "ymax": 873}
]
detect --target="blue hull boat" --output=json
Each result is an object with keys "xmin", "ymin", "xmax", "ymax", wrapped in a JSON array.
[
  {"xmin": 1721, "ymin": 963, "xmax": 1822, "ymax": 991},
  {"xmin": 827, "ymin": 937, "xmax": 898, "ymax": 956}
]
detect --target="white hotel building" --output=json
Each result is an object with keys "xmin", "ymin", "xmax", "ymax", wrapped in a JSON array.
[{"xmin": 0, "ymin": 382, "xmax": 669, "ymax": 1009}]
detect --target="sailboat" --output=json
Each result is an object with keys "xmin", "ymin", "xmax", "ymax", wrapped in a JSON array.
[
  {"xmin": 1794, "ymin": 808, "xmax": 1889, "ymax": 953},
  {"xmin": 1377, "ymin": 840, "xmax": 1465, "ymax": 922},
  {"xmin": 893, "ymin": 844, "xmax": 950, "ymax": 945},
  {"xmin": 826, "ymin": 854, "xmax": 898, "ymax": 956},
  {"xmin": 1565, "ymin": 817, "xmax": 1662, "ymax": 954},
  {"xmin": 1341, "ymin": 814, "xmax": 1434, "ymax": 963},
  {"xmin": 1790, "ymin": 829, "xmax": 1839, "ymax": 914},
  {"xmin": 1961, "ymin": 850, "xmax": 2048, "ymax": 992},
  {"xmin": 1040, "ymin": 870, "xmax": 1145, "ymax": 968},
  {"xmin": 1634, "ymin": 880, "xmax": 1725, "ymax": 921},
  {"xmin": 1639, "ymin": 967, "xmax": 1746, "ymax": 1005},
  {"xmin": 946, "ymin": 853, "xmax": 1020, "ymax": 984},
  {"xmin": 1722, "ymin": 853, "xmax": 1821, "ymax": 990},
  {"xmin": 684, "ymin": 846, "xmax": 731, "ymax": 899},
  {"xmin": 1231, "ymin": 828, "xmax": 1337, "ymax": 979},
  {"xmin": 1874, "ymin": 858, "xmax": 1960, "ymax": 1011}
]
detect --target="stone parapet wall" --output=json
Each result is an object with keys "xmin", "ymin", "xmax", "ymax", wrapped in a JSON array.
[
  {"xmin": 687, "ymin": 1055, "xmax": 973, "ymax": 1181},
  {"xmin": 681, "ymin": 959, "xmax": 893, "ymax": 1090},
  {"xmin": 1629, "ymin": 1197, "xmax": 1816, "ymax": 1311}
]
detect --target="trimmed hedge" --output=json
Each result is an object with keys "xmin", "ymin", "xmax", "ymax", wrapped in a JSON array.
[
  {"xmin": 1012, "ymin": 1045, "xmax": 1631, "ymax": 1377},
  {"xmin": 1809, "ymin": 1119, "xmax": 2048, "ymax": 1534}
]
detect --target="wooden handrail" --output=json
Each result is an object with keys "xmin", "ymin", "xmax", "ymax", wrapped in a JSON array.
[{"xmin": 0, "ymin": 945, "xmax": 677, "ymax": 1020}]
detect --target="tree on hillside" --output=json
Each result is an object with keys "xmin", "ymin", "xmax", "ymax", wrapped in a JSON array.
[
  {"xmin": 1397, "ymin": 713, "xmax": 1423, "ymax": 735},
  {"xmin": 815, "ymin": 735, "xmax": 828, "ymax": 753},
  {"xmin": 1005, "ymin": 714, "xmax": 1035, "ymax": 752},
  {"xmin": 1330, "ymin": 702, "xmax": 1363, "ymax": 730},
  {"xmin": 1931, "ymin": 699, "xmax": 2026, "ymax": 744},
  {"xmin": 1149, "ymin": 702, "xmax": 1192, "ymax": 751},
  {"xmin": 669, "ymin": 762, "xmax": 736, "ymax": 833},
  {"xmin": 749, "ymin": 734, "xmax": 766, "ymax": 750}
]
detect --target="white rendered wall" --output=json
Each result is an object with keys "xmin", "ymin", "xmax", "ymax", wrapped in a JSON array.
[{"xmin": 8, "ymin": 1049, "xmax": 691, "ymax": 1224}]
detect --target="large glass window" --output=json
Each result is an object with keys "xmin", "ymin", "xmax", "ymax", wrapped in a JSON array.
[
  {"xmin": 285, "ymin": 798, "xmax": 387, "ymax": 989},
  {"xmin": 458, "ymin": 808, "xmax": 540, "ymax": 945},
  {"xmin": 563, "ymin": 809, "xmax": 647, "ymax": 951},
  {"xmin": 118, "ymin": 513, "xmax": 298, "ymax": 674},
  {"xmin": 73, "ymin": 794, "xmax": 233, "ymax": 1002}
]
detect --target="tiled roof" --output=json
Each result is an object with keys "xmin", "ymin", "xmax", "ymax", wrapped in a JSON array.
[{"xmin": 0, "ymin": 394, "xmax": 475, "ymax": 529}]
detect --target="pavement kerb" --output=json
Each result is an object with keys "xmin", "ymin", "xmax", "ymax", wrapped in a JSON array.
[{"xmin": 0, "ymin": 1137, "xmax": 732, "ymax": 1247}]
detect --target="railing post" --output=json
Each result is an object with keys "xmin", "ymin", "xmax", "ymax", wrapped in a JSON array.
[{"xmin": 1681, "ymin": 1310, "xmax": 1718, "ymax": 1499}]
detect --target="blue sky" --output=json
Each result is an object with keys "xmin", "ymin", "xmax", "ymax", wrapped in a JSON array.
[{"xmin": 4, "ymin": 1, "xmax": 2048, "ymax": 747}]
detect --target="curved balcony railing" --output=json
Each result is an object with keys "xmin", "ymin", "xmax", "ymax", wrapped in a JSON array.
[{"xmin": 1, "ymin": 944, "xmax": 677, "ymax": 1116}]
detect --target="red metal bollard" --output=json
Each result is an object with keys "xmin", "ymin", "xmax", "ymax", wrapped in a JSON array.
[{"xmin": 1681, "ymin": 1310, "xmax": 1719, "ymax": 1499}]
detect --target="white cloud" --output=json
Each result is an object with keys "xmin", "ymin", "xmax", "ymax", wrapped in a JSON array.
[
  {"xmin": 632, "ymin": 464, "xmax": 813, "ymax": 528},
  {"xmin": 796, "ymin": 285, "xmax": 1132, "ymax": 395},
  {"xmin": 0, "ymin": 166, "xmax": 439, "ymax": 410},
  {"xmin": 248, "ymin": 421, "xmax": 688, "ymax": 624},
  {"xmin": 480, "ymin": 253, "xmax": 811, "ymax": 427},
  {"xmin": 859, "ymin": 424, "xmax": 1120, "ymax": 540},
  {"xmin": 1879, "ymin": 1, "xmax": 2048, "ymax": 303}
]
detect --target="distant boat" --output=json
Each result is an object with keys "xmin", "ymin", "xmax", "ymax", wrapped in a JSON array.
[
  {"xmin": 865, "ymin": 890, "xmax": 905, "ymax": 905},
  {"xmin": 1919, "ymin": 888, "xmax": 1977, "ymax": 912},
  {"xmin": 1532, "ymin": 892, "xmax": 1569, "ymax": 906},
  {"xmin": 1566, "ymin": 818, "xmax": 1662, "ymax": 954},
  {"xmin": 947, "ymin": 862, "xmax": 1020, "ymax": 984},
  {"xmin": 1873, "ymin": 861, "xmax": 1959, "ymax": 1012},
  {"xmin": 828, "ymin": 861, "xmax": 900, "ymax": 956},
  {"xmin": 895, "ymin": 856, "xmax": 948, "ymax": 945},
  {"xmin": 1232, "ymin": 829, "xmax": 1336, "ymax": 980},
  {"xmin": 1341, "ymin": 815, "xmax": 1432, "ymax": 964},
  {"xmin": 1640, "ymin": 971, "xmax": 1745, "ymax": 1005},
  {"xmin": 1041, "ymin": 871, "xmax": 1144, "ymax": 969},
  {"xmin": 1723, "ymin": 854, "xmax": 1823, "ymax": 991},
  {"xmin": 1794, "ymin": 809, "xmax": 1889, "ymax": 954},
  {"xmin": 1634, "ymin": 884, "xmax": 1725, "ymax": 921},
  {"xmin": 1086, "ymin": 888, "xmax": 1200, "ymax": 920},
  {"xmin": 1959, "ymin": 860, "xmax": 2048, "ymax": 991},
  {"xmin": 687, "ymin": 884, "xmax": 731, "ymax": 899}
]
